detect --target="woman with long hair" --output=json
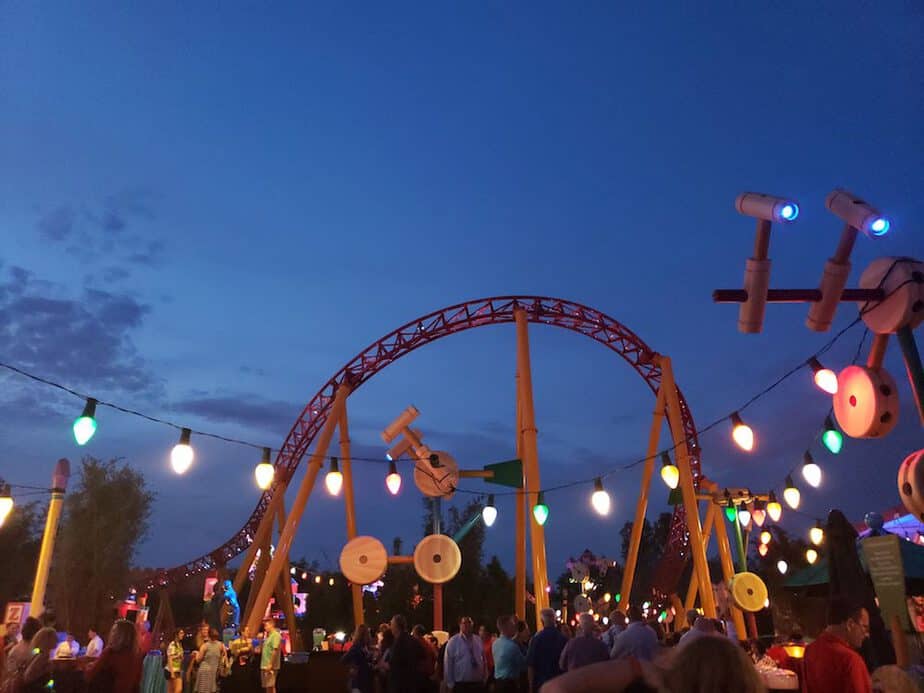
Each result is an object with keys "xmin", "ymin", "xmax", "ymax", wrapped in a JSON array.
[
  {"xmin": 164, "ymin": 629, "xmax": 185, "ymax": 693},
  {"xmin": 15, "ymin": 627, "xmax": 58, "ymax": 692},
  {"xmin": 193, "ymin": 628, "xmax": 225, "ymax": 693},
  {"xmin": 340, "ymin": 624, "xmax": 373, "ymax": 693},
  {"xmin": 85, "ymin": 620, "xmax": 143, "ymax": 693}
]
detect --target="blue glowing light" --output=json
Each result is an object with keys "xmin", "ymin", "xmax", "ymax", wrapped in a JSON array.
[
  {"xmin": 870, "ymin": 217, "xmax": 890, "ymax": 236},
  {"xmin": 779, "ymin": 203, "xmax": 799, "ymax": 221}
]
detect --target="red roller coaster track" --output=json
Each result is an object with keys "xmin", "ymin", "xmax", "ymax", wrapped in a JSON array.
[{"xmin": 147, "ymin": 296, "xmax": 701, "ymax": 590}]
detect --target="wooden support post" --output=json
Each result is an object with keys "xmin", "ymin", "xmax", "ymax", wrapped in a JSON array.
[
  {"xmin": 245, "ymin": 383, "xmax": 351, "ymax": 635},
  {"xmin": 433, "ymin": 584, "xmax": 443, "ymax": 632},
  {"xmin": 620, "ymin": 388, "xmax": 665, "ymax": 607},
  {"xmin": 685, "ymin": 502, "xmax": 716, "ymax": 610},
  {"xmin": 234, "ymin": 482, "xmax": 287, "ymax": 595},
  {"xmin": 515, "ymin": 373, "xmax": 527, "ymax": 621},
  {"xmin": 514, "ymin": 309, "xmax": 550, "ymax": 622},
  {"xmin": 274, "ymin": 500, "xmax": 301, "ymax": 650},
  {"xmin": 659, "ymin": 355, "xmax": 716, "ymax": 618},
  {"xmin": 339, "ymin": 408, "xmax": 365, "ymax": 631},
  {"xmin": 712, "ymin": 500, "xmax": 747, "ymax": 640},
  {"xmin": 243, "ymin": 533, "xmax": 272, "ymax": 626}
]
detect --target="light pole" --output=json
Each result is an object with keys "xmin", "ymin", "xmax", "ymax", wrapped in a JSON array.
[{"xmin": 30, "ymin": 458, "xmax": 70, "ymax": 617}]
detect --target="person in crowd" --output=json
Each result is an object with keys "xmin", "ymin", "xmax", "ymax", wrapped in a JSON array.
[
  {"xmin": 165, "ymin": 628, "xmax": 185, "ymax": 693},
  {"xmin": 539, "ymin": 632, "xmax": 765, "ymax": 693},
  {"xmin": 4, "ymin": 622, "xmax": 21, "ymax": 650},
  {"xmin": 136, "ymin": 620, "xmax": 152, "ymax": 655},
  {"xmin": 678, "ymin": 616, "xmax": 718, "ymax": 648},
  {"xmin": 683, "ymin": 609, "xmax": 698, "ymax": 633},
  {"xmin": 17, "ymin": 627, "xmax": 59, "ymax": 693},
  {"xmin": 515, "ymin": 620, "xmax": 530, "ymax": 655},
  {"xmin": 258, "ymin": 617, "xmax": 282, "ymax": 693},
  {"xmin": 478, "ymin": 625, "xmax": 494, "ymax": 684},
  {"xmin": 558, "ymin": 623, "xmax": 573, "ymax": 640},
  {"xmin": 526, "ymin": 608, "xmax": 568, "ymax": 693},
  {"xmin": 230, "ymin": 625, "xmax": 252, "ymax": 667},
  {"xmin": 54, "ymin": 632, "xmax": 78, "ymax": 659},
  {"xmin": 444, "ymin": 616, "xmax": 486, "ymax": 692},
  {"xmin": 610, "ymin": 606, "xmax": 659, "ymax": 662},
  {"xmin": 341, "ymin": 624, "xmax": 374, "ymax": 693},
  {"xmin": 203, "ymin": 583, "xmax": 225, "ymax": 634},
  {"xmin": 86, "ymin": 626, "xmax": 104, "ymax": 659},
  {"xmin": 85, "ymin": 620, "xmax": 143, "ymax": 693},
  {"xmin": 492, "ymin": 615, "xmax": 526, "ymax": 693},
  {"xmin": 412, "ymin": 624, "xmax": 437, "ymax": 689},
  {"xmin": 601, "ymin": 611, "xmax": 626, "ymax": 651},
  {"xmin": 193, "ymin": 627, "xmax": 224, "ymax": 693},
  {"xmin": 559, "ymin": 613, "xmax": 609, "ymax": 672},
  {"xmin": 387, "ymin": 615, "xmax": 424, "ymax": 693},
  {"xmin": 749, "ymin": 639, "xmax": 777, "ymax": 669},
  {"xmin": 2, "ymin": 617, "xmax": 41, "ymax": 688},
  {"xmin": 870, "ymin": 665, "xmax": 917, "ymax": 693},
  {"xmin": 804, "ymin": 596, "xmax": 872, "ymax": 693},
  {"xmin": 765, "ymin": 635, "xmax": 789, "ymax": 668}
]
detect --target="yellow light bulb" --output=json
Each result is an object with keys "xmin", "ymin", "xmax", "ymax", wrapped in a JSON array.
[
  {"xmin": 590, "ymin": 479, "xmax": 611, "ymax": 516},
  {"xmin": 730, "ymin": 412, "xmax": 755, "ymax": 452},
  {"xmin": 325, "ymin": 457, "xmax": 343, "ymax": 496},
  {"xmin": 810, "ymin": 523, "xmax": 824, "ymax": 546},
  {"xmin": 806, "ymin": 548, "xmax": 818, "ymax": 564}
]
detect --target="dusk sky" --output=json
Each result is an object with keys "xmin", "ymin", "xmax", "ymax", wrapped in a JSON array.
[{"xmin": 1, "ymin": 3, "xmax": 922, "ymax": 582}]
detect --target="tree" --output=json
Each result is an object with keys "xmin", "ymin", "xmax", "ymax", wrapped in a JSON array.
[
  {"xmin": 50, "ymin": 457, "xmax": 154, "ymax": 635},
  {"xmin": 0, "ymin": 500, "xmax": 43, "ymax": 610},
  {"xmin": 619, "ymin": 512, "xmax": 673, "ymax": 601}
]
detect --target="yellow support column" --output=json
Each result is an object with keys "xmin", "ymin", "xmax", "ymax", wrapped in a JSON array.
[
  {"xmin": 30, "ymin": 458, "xmax": 70, "ymax": 617},
  {"xmin": 659, "ymin": 356, "xmax": 716, "ymax": 618},
  {"xmin": 684, "ymin": 502, "xmax": 716, "ymax": 610},
  {"xmin": 712, "ymin": 500, "xmax": 747, "ymax": 640},
  {"xmin": 620, "ymin": 389, "xmax": 665, "ymax": 607},
  {"xmin": 515, "ymin": 374, "xmax": 526, "ymax": 621},
  {"xmin": 245, "ymin": 383, "xmax": 351, "ymax": 635},
  {"xmin": 234, "ymin": 480, "xmax": 288, "ymax": 595},
  {"xmin": 339, "ymin": 408, "xmax": 365, "ymax": 631},
  {"xmin": 274, "ymin": 500, "xmax": 301, "ymax": 650},
  {"xmin": 514, "ymin": 308, "xmax": 549, "ymax": 621}
]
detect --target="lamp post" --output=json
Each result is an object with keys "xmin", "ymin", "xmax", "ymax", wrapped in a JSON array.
[{"xmin": 30, "ymin": 458, "xmax": 70, "ymax": 617}]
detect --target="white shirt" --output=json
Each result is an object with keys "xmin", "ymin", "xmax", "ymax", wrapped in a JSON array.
[
  {"xmin": 54, "ymin": 640, "xmax": 76, "ymax": 659},
  {"xmin": 443, "ymin": 633, "xmax": 485, "ymax": 688},
  {"xmin": 86, "ymin": 635, "xmax": 104, "ymax": 658}
]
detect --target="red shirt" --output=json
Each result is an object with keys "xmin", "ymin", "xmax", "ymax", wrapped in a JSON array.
[
  {"xmin": 86, "ymin": 647, "xmax": 144, "ymax": 693},
  {"xmin": 766, "ymin": 644, "xmax": 789, "ymax": 668},
  {"xmin": 482, "ymin": 636, "xmax": 494, "ymax": 675},
  {"xmin": 804, "ymin": 631, "xmax": 871, "ymax": 693}
]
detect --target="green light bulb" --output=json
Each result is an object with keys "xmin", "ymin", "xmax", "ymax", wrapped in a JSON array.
[
  {"xmin": 532, "ymin": 492, "xmax": 549, "ymax": 526},
  {"xmin": 73, "ymin": 398, "xmax": 98, "ymax": 446},
  {"xmin": 725, "ymin": 506, "xmax": 737, "ymax": 523},
  {"xmin": 822, "ymin": 428, "xmax": 843, "ymax": 455}
]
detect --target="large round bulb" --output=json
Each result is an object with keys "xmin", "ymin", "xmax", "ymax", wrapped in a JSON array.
[
  {"xmin": 482, "ymin": 504, "xmax": 497, "ymax": 527},
  {"xmin": 660, "ymin": 463, "xmax": 679, "ymax": 490},
  {"xmin": 813, "ymin": 368, "xmax": 839, "ymax": 395},
  {"xmin": 386, "ymin": 471, "xmax": 402, "ymax": 496},
  {"xmin": 730, "ymin": 414, "xmax": 755, "ymax": 452},
  {"xmin": 810, "ymin": 525, "xmax": 824, "ymax": 546},
  {"xmin": 777, "ymin": 560, "xmax": 788, "ymax": 575},
  {"xmin": 806, "ymin": 548, "xmax": 818, "ymax": 565},
  {"xmin": 759, "ymin": 530, "xmax": 772, "ymax": 545},
  {"xmin": 171, "ymin": 443, "xmax": 194, "ymax": 474},
  {"xmin": 255, "ymin": 462, "xmax": 275, "ymax": 490},
  {"xmin": 591, "ymin": 489, "xmax": 611, "ymax": 516},
  {"xmin": 802, "ymin": 461, "xmax": 822, "ymax": 488},
  {"xmin": 325, "ymin": 470, "xmax": 343, "ymax": 496}
]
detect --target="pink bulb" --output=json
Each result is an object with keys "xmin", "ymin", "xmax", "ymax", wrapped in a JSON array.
[
  {"xmin": 386, "ymin": 472, "xmax": 402, "ymax": 496},
  {"xmin": 813, "ymin": 369, "xmax": 838, "ymax": 395}
]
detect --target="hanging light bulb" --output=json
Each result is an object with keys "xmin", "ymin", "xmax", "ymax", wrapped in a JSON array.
[
  {"xmin": 328, "ymin": 577, "xmax": 335, "ymax": 586},
  {"xmin": 751, "ymin": 499, "xmax": 767, "ymax": 527},
  {"xmin": 660, "ymin": 452, "xmax": 679, "ymax": 490},
  {"xmin": 385, "ymin": 461, "xmax": 402, "ymax": 496},
  {"xmin": 723, "ymin": 491, "xmax": 736, "ymax": 522},
  {"xmin": 72, "ymin": 398, "xmax": 98, "ymax": 446},
  {"xmin": 810, "ymin": 520, "xmax": 825, "ymax": 546},
  {"xmin": 766, "ymin": 491, "xmax": 783, "ymax": 523},
  {"xmin": 758, "ymin": 542, "xmax": 769, "ymax": 557},
  {"xmin": 170, "ymin": 428, "xmax": 194, "ymax": 474},
  {"xmin": 532, "ymin": 492, "xmax": 549, "ymax": 526},
  {"xmin": 255, "ymin": 447, "xmax": 275, "ymax": 490},
  {"xmin": 591, "ymin": 478, "xmax": 611, "ymax": 516},
  {"xmin": 808, "ymin": 357, "xmax": 838, "ymax": 395},
  {"xmin": 806, "ymin": 548, "xmax": 818, "ymax": 565},
  {"xmin": 482, "ymin": 494, "xmax": 497, "ymax": 527},
  {"xmin": 0, "ymin": 483, "xmax": 13, "ymax": 528},
  {"xmin": 759, "ymin": 530, "xmax": 772, "ymax": 545},
  {"xmin": 777, "ymin": 560, "xmax": 788, "ymax": 575},
  {"xmin": 737, "ymin": 503, "xmax": 752, "ymax": 529},
  {"xmin": 325, "ymin": 457, "xmax": 343, "ymax": 496},
  {"xmin": 783, "ymin": 476, "xmax": 801, "ymax": 510},
  {"xmin": 802, "ymin": 452, "xmax": 822, "ymax": 488},
  {"xmin": 730, "ymin": 412, "xmax": 755, "ymax": 451},
  {"xmin": 821, "ymin": 416, "xmax": 844, "ymax": 455}
]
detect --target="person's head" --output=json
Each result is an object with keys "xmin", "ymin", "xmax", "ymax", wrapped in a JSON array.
[
  {"xmin": 411, "ymin": 625, "xmax": 426, "ymax": 638},
  {"xmin": 208, "ymin": 628, "xmax": 220, "ymax": 642},
  {"xmin": 577, "ymin": 613, "xmax": 595, "ymax": 635},
  {"xmin": 240, "ymin": 625, "xmax": 250, "ymax": 639},
  {"xmin": 692, "ymin": 617, "xmax": 716, "ymax": 634},
  {"xmin": 827, "ymin": 597, "xmax": 869, "ymax": 649},
  {"xmin": 199, "ymin": 622, "xmax": 209, "ymax": 636},
  {"xmin": 478, "ymin": 625, "xmax": 490, "ymax": 641},
  {"xmin": 21, "ymin": 617, "xmax": 41, "ymax": 643},
  {"xmin": 559, "ymin": 623, "xmax": 572, "ymax": 638},
  {"xmin": 174, "ymin": 628, "xmax": 186, "ymax": 643},
  {"xmin": 390, "ymin": 614, "xmax": 407, "ymax": 637},
  {"xmin": 88, "ymin": 626, "xmax": 98, "ymax": 640},
  {"xmin": 516, "ymin": 619, "xmax": 530, "ymax": 641},
  {"xmin": 109, "ymin": 620, "xmax": 137, "ymax": 653},
  {"xmin": 31, "ymin": 627, "xmax": 59, "ymax": 655},
  {"xmin": 610, "ymin": 610, "xmax": 626, "ymax": 628},
  {"xmin": 496, "ymin": 615, "xmax": 517, "ymax": 638},
  {"xmin": 686, "ymin": 609, "xmax": 699, "ymax": 628},
  {"xmin": 6, "ymin": 622, "xmax": 20, "ymax": 638},
  {"xmin": 871, "ymin": 665, "xmax": 917, "ymax": 693},
  {"xmin": 459, "ymin": 616, "xmax": 474, "ymax": 636},
  {"xmin": 263, "ymin": 617, "xmax": 277, "ymax": 633},
  {"xmin": 40, "ymin": 609, "xmax": 57, "ymax": 629},
  {"xmin": 539, "ymin": 608, "xmax": 556, "ymax": 629},
  {"xmin": 380, "ymin": 629, "xmax": 395, "ymax": 649},
  {"xmin": 626, "ymin": 605, "xmax": 644, "ymax": 623},
  {"xmin": 666, "ymin": 634, "xmax": 766, "ymax": 693},
  {"xmin": 351, "ymin": 624, "xmax": 369, "ymax": 646},
  {"xmin": 66, "ymin": 632, "xmax": 75, "ymax": 643}
]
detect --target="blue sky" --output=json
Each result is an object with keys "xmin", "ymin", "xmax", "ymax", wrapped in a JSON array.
[{"xmin": 1, "ymin": 3, "xmax": 922, "ymax": 582}]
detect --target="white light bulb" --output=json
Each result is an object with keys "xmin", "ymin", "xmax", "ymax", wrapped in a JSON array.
[
  {"xmin": 590, "ymin": 479, "xmax": 611, "ymax": 516},
  {"xmin": 482, "ymin": 504, "xmax": 498, "ymax": 527},
  {"xmin": 802, "ymin": 461, "xmax": 822, "ymax": 489},
  {"xmin": 777, "ymin": 560, "xmax": 788, "ymax": 575}
]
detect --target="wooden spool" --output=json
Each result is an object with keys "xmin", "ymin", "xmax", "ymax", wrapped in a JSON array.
[
  {"xmin": 833, "ymin": 365, "xmax": 899, "ymax": 439},
  {"xmin": 573, "ymin": 594, "xmax": 592, "ymax": 614},
  {"xmin": 413, "ymin": 450, "xmax": 460, "ymax": 499},
  {"xmin": 898, "ymin": 449, "xmax": 924, "ymax": 520},
  {"xmin": 413, "ymin": 534, "xmax": 461, "ymax": 584},
  {"xmin": 729, "ymin": 572, "xmax": 768, "ymax": 613},
  {"xmin": 339, "ymin": 536, "xmax": 388, "ymax": 586}
]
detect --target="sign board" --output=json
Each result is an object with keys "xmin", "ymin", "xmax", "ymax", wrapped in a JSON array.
[
  {"xmin": 4, "ymin": 603, "xmax": 29, "ymax": 627},
  {"xmin": 862, "ymin": 534, "xmax": 911, "ymax": 631}
]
